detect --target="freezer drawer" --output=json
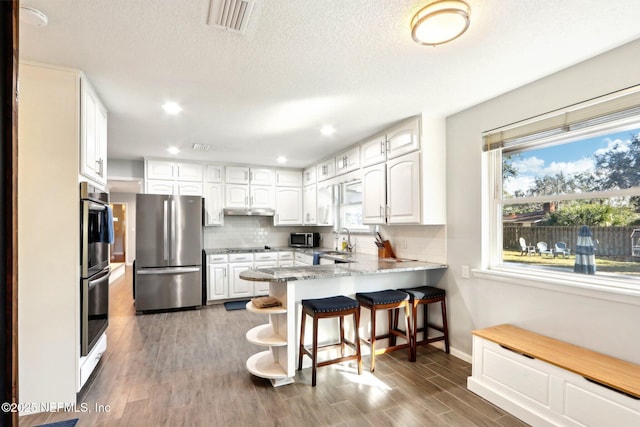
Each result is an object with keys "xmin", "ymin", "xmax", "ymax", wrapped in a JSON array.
[{"xmin": 135, "ymin": 266, "xmax": 202, "ymax": 311}]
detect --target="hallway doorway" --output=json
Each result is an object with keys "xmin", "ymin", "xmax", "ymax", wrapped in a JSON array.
[{"xmin": 110, "ymin": 203, "xmax": 127, "ymax": 264}]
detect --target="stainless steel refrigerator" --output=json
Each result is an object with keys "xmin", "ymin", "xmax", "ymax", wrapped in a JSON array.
[{"xmin": 135, "ymin": 194, "xmax": 203, "ymax": 312}]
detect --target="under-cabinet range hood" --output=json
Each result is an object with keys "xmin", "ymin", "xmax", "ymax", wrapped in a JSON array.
[{"xmin": 223, "ymin": 207, "xmax": 275, "ymax": 216}]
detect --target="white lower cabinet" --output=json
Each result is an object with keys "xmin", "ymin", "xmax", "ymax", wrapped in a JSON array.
[
  {"xmin": 206, "ymin": 254, "xmax": 228, "ymax": 301},
  {"xmin": 254, "ymin": 252, "xmax": 278, "ymax": 295},
  {"xmin": 229, "ymin": 262, "xmax": 254, "ymax": 298},
  {"xmin": 468, "ymin": 335, "xmax": 640, "ymax": 427},
  {"xmin": 294, "ymin": 252, "xmax": 313, "ymax": 266}
]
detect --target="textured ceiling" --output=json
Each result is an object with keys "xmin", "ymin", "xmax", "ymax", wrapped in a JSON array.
[{"xmin": 18, "ymin": 0, "xmax": 640, "ymax": 168}]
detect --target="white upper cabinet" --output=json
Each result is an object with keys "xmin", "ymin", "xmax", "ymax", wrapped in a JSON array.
[
  {"xmin": 386, "ymin": 151, "xmax": 421, "ymax": 224},
  {"xmin": 275, "ymin": 169, "xmax": 303, "ymax": 187},
  {"xmin": 204, "ymin": 183, "xmax": 224, "ymax": 226},
  {"xmin": 362, "ymin": 164, "xmax": 386, "ymax": 225},
  {"xmin": 225, "ymin": 166, "xmax": 250, "ymax": 184},
  {"xmin": 360, "ymin": 117, "xmax": 420, "ymax": 168},
  {"xmin": 251, "ymin": 168, "xmax": 274, "ymax": 185},
  {"xmin": 335, "ymin": 146, "xmax": 360, "ymax": 175},
  {"xmin": 386, "ymin": 117, "xmax": 421, "ymax": 160},
  {"xmin": 146, "ymin": 160, "xmax": 203, "ymax": 181},
  {"xmin": 250, "ymin": 185, "xmax": 274, "ymax": 209},
  {"xmin": 80, "ymin": 76, "xmax": 107, "ymax": 186},
  {"xmin": 206, "ymin": 165, "xmax": 224, "ymax": 183},
  {"xmin": 317, "ymin": 158, "xmax": 336, "ymax": 181},
  {"xmin": 146, "ymin": 160, "xmax": 175, "ymax": 180},
  {"xmin": 176, "ymin": 163, "xmax": 204, "ymax": 182},
  {"xmin": 360, "ymin": 134, "xmax": 387, "ymax": 167},
  {"xmin": 317, "ymin": 184, "xmax": 334, "ymax": 226},
  {"xmin": 275, "ymin": 187, "xmax": 303, "ymax": 226},
  {"xmin": 145, "ymin": 160, "xmax": 204, "ymax": 195},
  {"xmin": 303, "ymin": 184, "xmax": 317, "ymax": 225},
  {"xmin": 225, "ymin": 184, "xmax": 251, "ymax": 208},
  {"xmin": 303, "ymin": 167, "xmax": 316, "ymax": 186},
  {"xmin": 226, "ymin": 166, "xmax": 274, "ymax": 185}
]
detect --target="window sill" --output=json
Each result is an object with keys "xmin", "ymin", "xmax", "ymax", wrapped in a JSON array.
[{"xmin": 472, "ymin": 266, "xmax": 640, "ymax": 306}]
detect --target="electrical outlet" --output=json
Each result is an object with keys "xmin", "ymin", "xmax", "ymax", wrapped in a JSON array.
[{"xmin": 462, "ymin": 265, "xmax": 470, "ymax": 279}]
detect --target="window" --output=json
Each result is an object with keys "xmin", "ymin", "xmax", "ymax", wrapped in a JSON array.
[
  {"xmin": 337, "ymin": 180, "xmax": 373, "ymax": 233},
  {"xmin": 485, "ymin": 87, "xmax": 640, "ymax": 284}
]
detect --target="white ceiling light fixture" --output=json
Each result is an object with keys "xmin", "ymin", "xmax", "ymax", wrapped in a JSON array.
[
  {"xmin": 20, "ymin": 6, "xmax": 48, "ymax": 27},
  {"xmin": 411, "ymin": 0, "xmax": 471, "ymax": 47},
  {"xmin": 276, "ymin": 156, "xmax": 287, "ymax": 164},
  {"xmin": 167, "ymin": 146, "xmax": 180, "ymax": 155},
  {"xmin": 321, "ymin": 125, "xmax": 336, "ymax": 136},
  {"xmin": 162, "ymin": 101, "xmax": 183, "ymax": 115}
]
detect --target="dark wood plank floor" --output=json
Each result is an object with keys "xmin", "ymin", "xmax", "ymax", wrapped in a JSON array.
[{"xmin": 19, "ymin": 267, "xmax": 528, "ymax": 426}]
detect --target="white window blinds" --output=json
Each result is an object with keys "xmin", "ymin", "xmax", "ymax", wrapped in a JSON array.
[{"xmin": 482, "ymin": 85, "xmax": 640, "ymax": 152}]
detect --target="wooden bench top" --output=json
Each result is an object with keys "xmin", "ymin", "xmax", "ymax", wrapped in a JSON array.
[{"xmin": 472, "ymin": 324, "xmax": 640, "ymax": 399}]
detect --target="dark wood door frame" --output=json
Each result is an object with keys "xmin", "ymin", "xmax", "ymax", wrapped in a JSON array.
[{"xmin": 1, "ymin": 1, "xmax": 19, "ymax": 426}]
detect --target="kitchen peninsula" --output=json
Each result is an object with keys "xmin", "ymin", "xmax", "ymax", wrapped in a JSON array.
[{"xmin": 240, "ymin": 252, "xmax": 447, "ymax": 386}]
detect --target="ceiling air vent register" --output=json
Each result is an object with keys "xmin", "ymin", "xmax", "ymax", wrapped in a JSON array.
[{"xmin": 206, "ymin": 0, "xmax": 256, "ymax": 34}]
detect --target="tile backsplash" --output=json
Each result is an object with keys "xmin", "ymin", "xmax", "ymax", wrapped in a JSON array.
[
  {"xmin": 203, "ymin": 216, "xmax": 330, "ymax": 249},
  {"xmin": 204, "ymin": 217, "xmax": 446, "ymax": 264}
]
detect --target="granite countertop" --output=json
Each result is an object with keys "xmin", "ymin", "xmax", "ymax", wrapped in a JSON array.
[{"xmin": 239, "ymin": 250, "xmax": 448, "ymax": 282}]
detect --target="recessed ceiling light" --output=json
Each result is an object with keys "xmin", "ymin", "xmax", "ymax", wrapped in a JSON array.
[
  {"xmin": 167, "ymin": 146, "xmax": 180, "ymax": 155},
  {"xmin": 276, "ymin": 156, "xmax": 287, "ymax": 164},
  {"xmin": 321, "ymin": 125, "xmax": 336, "ymax": 136},
  {"xmin": 162, "ymin": 101, "xmax": 182, "ymax": 115}
]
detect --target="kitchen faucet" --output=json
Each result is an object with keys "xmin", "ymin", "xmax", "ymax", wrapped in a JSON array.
[{"xmin": 341, "ymin": 227, "xmax": 356, "ymax": 252}]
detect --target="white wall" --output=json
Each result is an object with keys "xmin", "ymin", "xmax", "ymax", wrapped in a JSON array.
[
  {"xmin": 18, "ymin": 63, "xmax": 80, "ymax": 408},
  {"xmin": 445, "ymin": 38, "xmax": 640, "ymax": 362}
]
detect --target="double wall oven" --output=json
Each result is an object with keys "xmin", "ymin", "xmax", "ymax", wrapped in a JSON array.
[{"xmin": 80, "ymin": 182, "xmax": 110, "ymax": 356}]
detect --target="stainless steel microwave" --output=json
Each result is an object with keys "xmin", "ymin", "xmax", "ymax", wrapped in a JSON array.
[{"xmin": 289, "ymin": 232, "xmax": 320, "ymax": 248}]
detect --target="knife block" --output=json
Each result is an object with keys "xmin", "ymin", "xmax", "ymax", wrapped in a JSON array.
[{"xmin": 378, "ymin": 240, "xmax": 396, "ymax": 259}]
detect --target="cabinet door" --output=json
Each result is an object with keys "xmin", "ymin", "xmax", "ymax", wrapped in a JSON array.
[
  {"xmin": 275, "ymin": 187, "xmax": 302, "ymax": 226},
  {"xmin": 317, "ymin": 159, "xmax": 335, "ymax": 181},
  {"xmin": 204, "ymin": 183, "xmax": 224, "ymax": 226},
  {"xmin": 226, "ymin": 166, "xmax": 250, "ymax": 184},
  {"xmin": 303, "ymin": 184, "xmax": 317, "ymax": 225},
  {"xmin": 95, "ymin": 104, "xmax": 107, "ymax": 184},
  {"xmin": 176, "ymin": 163, "xmax": 203, "ymax": 182},
  {"xmin": 146, "ymin": 180, "xmax": 175, "ymax": 195},
  {"xmin": 147, "ymin": 160, "xmax": 176, "ymax": 180},
  {"xmin": 226, "ymin": 184, "xmax": 249, "ymax": 208},
  {"xmin": 387, "ymin": 151, "xmax": 421, "ymax": 224},
  {"xmin": 177, "ymin": 182, "xmax": 203, "ymax": 196},
  {"xmin": 335, "ymin": 146, "xmax": 360, "ymax": 175},
  {"xmin": 229, "ymin": 263, "xmax": 254, "ymax": 297},
  {"xmin": 362, "ymin": 164, "xmax": 386, "ymax": 224},
  {"xmin": 361, "ymin": 135, "xmax": 387, "ymax": 167},
  {"xmin": 80, "ymin": 78, "xmax": 100, "ymax": 182},
  {"xmin": 386, "ymin": 117, "xmax": 420, "ymax": 160},
  {"xmin": 317, "ymin": 184, "xmax": 334, "ymax": 226},
  {"xmin": 253, "ymin": 261, "xmax": 276, "ymax": 295},
  {"xmin": 207, "ymin": 264, "xmax": 228, "ymax": 301},
  {"xmin": 250, "ymin": 168, "xmax": 274, "ymax": 185},
  {"xmin": 303, "ymin": 167, "xmax": 316, "ymax": 185},
  {"xmin": 250, "ymin": 185, "xmax": 274, "ymax": 209},
  {"xmin": 275, "ymin": 169, "xmax": 302, "ymax": 187},
  {"xmin": 206, "ymin": 165, "xmax": 224, "ymax": 183}
]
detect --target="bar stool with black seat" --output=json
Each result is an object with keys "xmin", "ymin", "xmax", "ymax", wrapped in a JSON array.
[
  {"xmin": 399, "ymin": 286, "xmax": 449, "ymax": 361},
  {"xmin": 355, "ymin": 289, "xmax": 412, "ymax": 372},
  {"xmin": 298, "ymin": 295, "xmax": 362, "ymax": 386}
]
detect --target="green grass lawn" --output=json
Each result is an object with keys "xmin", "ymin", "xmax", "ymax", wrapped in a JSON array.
[{"xmin": 502, "ymin": 250, "xmax": 640, "ymax": 275}]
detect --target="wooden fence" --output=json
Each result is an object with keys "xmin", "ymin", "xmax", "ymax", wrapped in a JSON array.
[{"xmin": 504, "ymin": 225, "xmax": 640, "ymax": 259}]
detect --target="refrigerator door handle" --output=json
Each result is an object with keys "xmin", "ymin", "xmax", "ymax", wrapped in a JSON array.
[
  {"xmin": 137, "ymin": 267, "xmax": 201, "ymax": 275},
  {"xmin": 171, "ymin": 199, "xmax": 176, "ymax": 262},
  {"xmin": 163, "ymin": 200, "xmax": 169, "ymax": 261}
]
